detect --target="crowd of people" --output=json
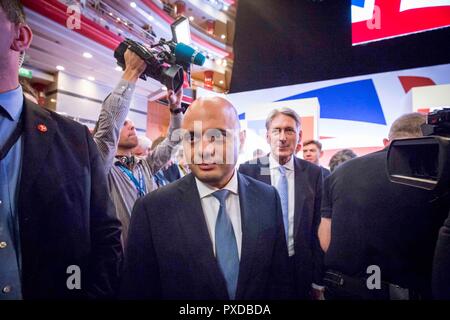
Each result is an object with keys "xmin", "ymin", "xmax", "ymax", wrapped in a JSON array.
[{"xmin": 1, "ymin": 0, "xmax": 450, "ymax": 300}]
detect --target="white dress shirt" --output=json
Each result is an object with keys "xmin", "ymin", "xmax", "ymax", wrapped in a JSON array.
[
  {"xmin": 269, "ymin": 154, "xmax": 295, "ymax": 256},
  {"xmin": 195, "ymin": 170, "xmax": 242, "ymax": 258}
]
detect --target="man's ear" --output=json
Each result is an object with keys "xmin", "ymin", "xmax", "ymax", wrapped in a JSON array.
[
  {"xmin": 320, "ymin": 150, "xmax": 324, "ymax": 158},
  {"xmin": 10, "ymin": 24, "xmax": 33, "ymax": 52},
  {"xmin": 297, "ymin": 129, "xmax": 303, "ymax": 145},
  {"xmin": 383, "ymin": 138, "xmax": 390, "ymax": 147}
]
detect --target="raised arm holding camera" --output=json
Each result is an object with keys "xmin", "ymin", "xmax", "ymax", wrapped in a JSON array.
[{"xmin": 94, "ymin": 49, "xmax": 184, "ymax": 246}]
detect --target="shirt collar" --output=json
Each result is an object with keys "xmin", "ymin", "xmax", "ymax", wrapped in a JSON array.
[
  {"xmin": 195, "ymin": 169, "xmax": 239, "ymax": 199},
  {"xmin": 269, "ymin": 153, "xmax": 294, "ymax": 171},
  {"xmin": 0, "ymin": 86, "xmax": 23, "ymax": 121}
]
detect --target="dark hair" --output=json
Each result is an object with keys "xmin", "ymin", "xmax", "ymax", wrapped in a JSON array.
[
  {"xmin": 0, "ymin": 0, "xmax": 26, "ymax": 24},
  {"xmin": 303, "ymin": 139, "xmax": 323, "ymax": 151},
  {"xmin": 329, "ymin": 149, "xmax": 357, "ymax": 172}
]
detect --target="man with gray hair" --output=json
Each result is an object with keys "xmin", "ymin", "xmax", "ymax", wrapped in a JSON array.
[
  {"xmin": 318, "ymin": 112, "xmax": 449, "ymax": 300},
  {"xmin": 239, "ymin": 108, "xmax": 324, "ymax": 299},
  {"xmin": 132, "ymin": 135, "xmax": 152, "ymax": 158},
  {"xmin": 328, "ymin": 148, "xmax": 357, "ymax": 173}
]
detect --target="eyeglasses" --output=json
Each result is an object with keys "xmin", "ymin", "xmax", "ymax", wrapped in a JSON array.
[{"xmin": 270, "ymin": 128, "xmax": 297, "ymax": 136}]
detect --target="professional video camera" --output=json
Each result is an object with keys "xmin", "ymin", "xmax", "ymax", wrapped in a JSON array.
[
  {"xmin": 114, "ymin": 17, "xmax": 205, "ymax": 93},
  {"xmin": 387, "ymin": 108, "xmax": 450, "ymax": 192}
]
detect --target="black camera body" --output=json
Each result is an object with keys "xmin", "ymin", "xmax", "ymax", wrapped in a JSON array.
[
  {"xmin": 114, "ymin": 38, "xmax": 185, "ymax": 92},
  {"xmin": 387, "ymin": 109, "xmax": 450, "ymax": 192}
]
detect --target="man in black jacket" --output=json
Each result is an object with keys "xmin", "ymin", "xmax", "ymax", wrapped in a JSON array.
[
  {"xmin": 121, "ymin": 97, "xmax": 293, "ymax": 300},
  {"xmin": 319, "ymin": 113, "xmax": 449, "ymax": 300},
  {"xmin": 0, "ymin": 0, "xmax": 122, "ymax": 299}
]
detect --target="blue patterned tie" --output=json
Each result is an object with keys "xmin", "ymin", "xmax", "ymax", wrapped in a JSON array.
[
  {"xmin": 212, "ymin": 189, "xmax": 239, "ymax": 300},
  {"xmin": 277, "ymin": 166, "xmax": 289, "ymax": 243}
]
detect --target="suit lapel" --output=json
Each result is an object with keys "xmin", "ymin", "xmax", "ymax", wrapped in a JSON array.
[
  {"xmin": 293, "ymin": 157, "xmax": 307, "ymax": 241},
  {"xmin": 18, "ymin": 100, "xmax": 57, "ymax": 199},
  {"xmin": 175, "ymin": 174, "xmax": 229, "ymax": 299},
  {"xmin": 17, "ymin": 100, "xmax": 57, "ymax": 296},
  {"xmin": 235, "ymin": 173, "xmax": 261, "ymax": 299}
]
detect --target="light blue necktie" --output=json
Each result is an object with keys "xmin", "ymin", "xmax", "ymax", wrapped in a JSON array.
[
  {"xmin": 212, "ymin": 189, "xmax": 239, "ymax": 300},
  {"xmin": 277, "ymin": 166, "xmax": 289, "ymax": 243}
]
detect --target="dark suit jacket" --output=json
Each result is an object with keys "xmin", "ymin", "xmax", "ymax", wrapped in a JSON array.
[
  {"xmin": 433, "ymin": 212, "xmax": 450, "ymax": 299},
  {"xmin": 321, "ymin": 166, "xmax": 331, "ymax": 180},
  {"xmin": 18, "ymin": 100, "xmax": 123, "ymax": 299},
  {"xmin": 120, "ymin": 173, "xmax": 293, "ymax": 300},
  {"xmin": 239, "ymin": 155, "xmax": 324, "ymax": 298},
  {"xmin": 322, "ymin": 149, "xmax": 448, "ymax": 299}
]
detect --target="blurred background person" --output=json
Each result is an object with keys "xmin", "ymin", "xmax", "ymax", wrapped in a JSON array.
[
  {"xmin": 174, "ymin": 146, "xmax": 190, "ymax": 178},
  {"xmin": 328, "ymin": 148, "xmax": 357, "ymax": 173},
  {"xmin": 252, "ymin": 148, "xmax": 265, "ymax": 159},
  {"xmin": 132, "ymin": 135, "xmax": 152, "ymax": 158},
  {"xmin": 149, "ymin": 135, "xmax": 174, "ymax": 186},
  {"xmin": 302, "ymin": 139, "xmax": 330, "ymax": 179}
]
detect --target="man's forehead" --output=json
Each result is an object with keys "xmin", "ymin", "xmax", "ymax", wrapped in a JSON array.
[
  {"xmin": 270, "ymin": 115, "xmax": 296, "ymax": 124},
  {"xmin": 183, "ymin": 112, "xmax": 237, "ymax": 129},
  {"xmin": 183, "ymin": 124, "xmax": 236, "ymax": 133}
]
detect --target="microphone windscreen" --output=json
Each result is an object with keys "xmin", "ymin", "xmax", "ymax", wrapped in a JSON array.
[{"xmin": 175, "ymin": 43, "xmax": 206, "ymax": 66}]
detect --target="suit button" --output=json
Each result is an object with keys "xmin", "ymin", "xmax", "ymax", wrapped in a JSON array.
[
  {"xmin": 0, "ymin": 242, "xmax": 7, "ymax": 249},
  {"xmin": 2, "ymin": 286, "xmax": 11, "ymax": 294}
]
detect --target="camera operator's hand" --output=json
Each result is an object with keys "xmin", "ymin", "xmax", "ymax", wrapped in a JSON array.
[
  {"xmin": 122, "ymin": 49, "xmax": 147, "ymax": 83},
  {"xmin": 167, "ymin": 87, "xmax": 183, "ymax": 112}
]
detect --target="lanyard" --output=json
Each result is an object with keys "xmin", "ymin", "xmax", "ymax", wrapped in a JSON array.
[{"xmin": 117, "ymin": 164, "xmax": 147, "ymax": 197}]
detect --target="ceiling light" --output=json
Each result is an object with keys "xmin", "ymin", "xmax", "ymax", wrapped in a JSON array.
[
  {"xmin": 215, "ymin": 58, "xmax": 222, "ymax": 66},
  {"xmin": 130, "ymin": 2, "xmax": 137, "ymax": 8},
  {"xmin": 189, "ymin": 16, "xmax": 194, "ymax": 21},
  {"xmin": 221, "ymin": 34, "xmax": 226, "ymax": 39},
  {"xmin": 219, "ymin": 80, "xmax": 224, "ymax": 85},
  {"xmin": 56, "ymin": 65, "xmax": 65, "ymax": 71},
  {"xmin": 109, "ymin": 12, "xmax": 113, "ymax": 16},
  {"xmin": 88, "ymin": 76, "xmax": 95, "ymax": 81},
  {"xmin": 50, "ymin": 98, "xmax": 56, "ymax": 103},
  {"xmin": 83, "ymin": 52, "xmax": 93, "ymax": 59},
  {"xmin": 116, "ymin": 17, "xmax": 121, "ymax": 22}
]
